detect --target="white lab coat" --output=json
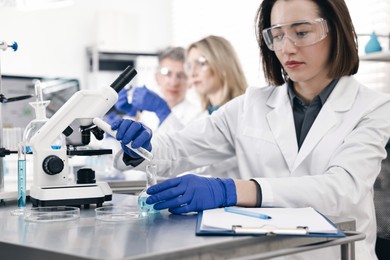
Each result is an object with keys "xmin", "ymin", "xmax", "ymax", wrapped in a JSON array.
[
  {"xmin": 104, "ymin": 97, "xmax": 204, "ymax": 180},
  {"xmin": 143, "ymin": 98, "xmax": 241, "ymax": 179},
  {"xmin": 115, "ymin": 76, "xmax": 390, "ymax": 259},
  {"xmin": 140, "ymin": 98, "xmax": 204, "ymax": 134}
]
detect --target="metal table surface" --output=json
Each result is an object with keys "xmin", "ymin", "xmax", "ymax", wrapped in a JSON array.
[{"xmin": 0, "ymin": 194, "xmax": 364, "ymax": 260}]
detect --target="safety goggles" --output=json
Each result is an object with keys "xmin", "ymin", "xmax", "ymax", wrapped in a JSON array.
[
  {"xmin": 159, "ymin": 67, "xmax": 187, "ymax": 82},
  {"xmin": 262, "ymin": 18, "xmax": 328, "ymax": 51},
  {"xmin": 184, "ymin": 56, "xmax": 210, "ymax": 74}
]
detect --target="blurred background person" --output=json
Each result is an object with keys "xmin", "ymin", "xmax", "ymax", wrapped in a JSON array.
[
  {"xmin": 114, "ymin": 46, "xmax": 203, "ymax": 135},
  {"xmin": 181, "ymin": 35, "xmax": 248, "ymax": 179},
  {"xmin": 114, "ymin": 35, "xmax": 249, "ymax": 179},
  {"xmin": 101, "ymin": 46, "xmax": 203, "ymax": 180},
  {"xmin": 184, "ymin": 35, "xmax": 247, "ymax": 116},
  {"xmin": 114, "ymin": 35, "xmax": 248, "ymax": 136}
]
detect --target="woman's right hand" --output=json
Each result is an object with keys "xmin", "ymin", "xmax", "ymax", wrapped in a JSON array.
[{"xmin": 111, "ymin": 119, "xmax": 152, "ymax": 158}]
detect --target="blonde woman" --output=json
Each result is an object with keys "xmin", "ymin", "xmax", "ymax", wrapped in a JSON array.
[{"xmin": 185, "ymin": 35, "xmax": 247, "ymax": 115}]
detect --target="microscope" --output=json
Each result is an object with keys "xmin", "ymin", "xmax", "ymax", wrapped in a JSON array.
[{"xmin": 29, "ymin": 66, "xmax": 137, "ymax": 207}]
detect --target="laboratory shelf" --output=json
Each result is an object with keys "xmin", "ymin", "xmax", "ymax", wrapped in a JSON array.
[{"xmin": 360, "ymin": 51, "xmax": 390, "ymax": 62}]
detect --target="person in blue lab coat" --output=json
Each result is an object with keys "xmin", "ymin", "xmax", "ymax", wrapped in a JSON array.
[{"xmin": 110, "ymin": 0, "xmax": 390, "ymax": 259}]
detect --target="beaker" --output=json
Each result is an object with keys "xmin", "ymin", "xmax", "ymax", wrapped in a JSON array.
[{"xmin": 138, "ymin": 164, "xmax": 159, "ymax": 215}]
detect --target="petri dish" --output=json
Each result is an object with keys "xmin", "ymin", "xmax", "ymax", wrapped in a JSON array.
[
  {"xmin": 95, "ymin": 206, "xmax": 145, "ymax": 222},
  {"xmin": 24, "ymin": 206, "xmax": 80, "ymax": 222}
]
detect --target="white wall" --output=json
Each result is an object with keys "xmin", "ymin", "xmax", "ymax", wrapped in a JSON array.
[
  {"xmin": 0, "ymin": 0, "xmax": 172, "ymax": 89},
  {"xmin": 171, "ymin": 0, "xmax": 264, "ymax": 88},
  {"xmin": 0, "ymin": 0, "xmax": 389, "ymax": 92},
  {"xmin": 0, "ymin": 0, "xmax": 264, "ymax": 90},
  {"xmin": 346, "ymin": 0, "xmax": 390, "ymax": 93}
]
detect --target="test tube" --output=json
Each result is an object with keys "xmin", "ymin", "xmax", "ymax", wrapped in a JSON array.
[
  {"xmin": 125, "ymin": 85, "xmax": 135, "ymax": 103},
  {"xmin": 10, "ymin": 143, "xmax": 26, "ymax": 216},
  {"xmin": 17, "ymin": 143, "xmax": 26, "ymax": 208}
]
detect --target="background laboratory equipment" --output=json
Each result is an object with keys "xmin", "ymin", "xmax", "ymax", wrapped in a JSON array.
[
  {"xmin": 1, "ymin": 76, "xmax": 80, "ymax": 130},
  {"xmin": 138, "ymin": 164, "xmax": 159, "ymax": 215},
  {"xmin": 10, "ymin": 142, "xmax": 26, "ymax": 216},
  {"xmin": 23, "ymin": 80, "xmax": 65, "ymax": 154},
  {"xmin": 0, "ymin": 40, "xmax": 33, "ymax": 194},
  {"xmin": 28, "ymin": 66, "xmax": 137, "ymax": 207}
]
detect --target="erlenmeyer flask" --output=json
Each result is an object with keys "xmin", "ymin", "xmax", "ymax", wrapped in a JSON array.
[{"xmin": 138, "ymin": 164, "xmax": 159, "ymax": 215}]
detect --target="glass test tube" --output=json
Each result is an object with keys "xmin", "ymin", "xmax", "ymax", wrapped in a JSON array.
[
  {"xmin": 11, "ymin": 143, "xmax": 27, "ymax": 216},
  {"xmin": 18, "ymin": 143, "xmax": 26, "ymax": 208},
  {"xmin": 92, "ymin": 117, "xmax": 153, "ymax": 161}
]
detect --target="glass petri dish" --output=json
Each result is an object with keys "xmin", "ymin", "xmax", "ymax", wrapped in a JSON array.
[
  {"xmin": 95, "ymin": 206, "xmax": 145, "ymax": 222},
  {"xmin": 24, "ymin": 206, "xmax": 80, "ymax": 222}
]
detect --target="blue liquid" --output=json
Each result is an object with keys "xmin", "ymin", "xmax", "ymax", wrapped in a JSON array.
[
  {"xmin": 17, "ymin": 160, "xmax": 26, "ymax": 208},
  {"xmin": 138, "ymin": 195, "xmax": 158, "ymax": 214},
  {"xmin": 26, "ymin": 145, "xmax": 61, "ymax": 153}
]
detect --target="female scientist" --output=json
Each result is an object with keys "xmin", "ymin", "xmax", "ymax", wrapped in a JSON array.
[
  {"xmin": 111, "ymin": 0, "xmax": 390, "ymax": 259},
  {"xmin": 185, "ymin": 35, "xmax": 247, "ymax": 115}
]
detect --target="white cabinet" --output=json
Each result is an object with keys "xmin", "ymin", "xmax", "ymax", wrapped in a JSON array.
[{"xmin": 86, "ymin": 47, "xmax": 159, "ymax": 90}]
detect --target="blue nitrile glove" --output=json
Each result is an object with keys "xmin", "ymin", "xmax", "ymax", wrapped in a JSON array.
[
  {"xmin": 115, "ymin": 88, "xmax": 138, "ymax": 117},
  {"xmin": 146, "ymin": 174, "xmax": 237, "ymax": 214},
  {"xmin": 132, "ymin": 85, "xmax": 171, "ymax": 124},
  {"xmin": 111, "ymin": 118, "xmax": 152, "ymax": 158},
  {"xmin": 104, "ymin": 111, "xmax": 121, "ymax": 125}
]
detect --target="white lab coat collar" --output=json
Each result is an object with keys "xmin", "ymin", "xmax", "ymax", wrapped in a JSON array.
[
  {"xmin": 265, "ymin": 76, "xmax": 359, "ymax": 172},
  {"xmin": 266, "ymin": 86, "xmax": 298, "ymax": 172}
]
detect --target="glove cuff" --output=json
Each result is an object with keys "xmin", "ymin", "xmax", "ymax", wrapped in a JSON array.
[
  {"xmin": 218, "ymin": 178, "xmax": 237, "ymax": 206},
  {"xmin": 122, "ymin": 152, "xmax": 145, "ymax": 167},
  {"xmin": 156, "ymin": 103, "xmax": 171, "ymax": 124},
  {"xmin": 250, "ymin": 179, "xmax": 262, "ymax": 207},
  {"xmin": 126, "ymin": 106, "xmax": 138, "ymax": 117}
]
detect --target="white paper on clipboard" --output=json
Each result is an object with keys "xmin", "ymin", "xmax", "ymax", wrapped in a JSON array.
[{"xmin": 200, "ymin": 207, "xmax": 338, "ymax": 234}]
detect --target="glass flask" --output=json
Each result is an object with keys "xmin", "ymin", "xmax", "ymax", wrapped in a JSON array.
[
  {"xmin": 24, "ymin": 117, "xmax": 65, "ymax": 153},
  {"xmin": 24, "ymin": 80, "xmax": 65, "ymax": 153},
  {"xmin": 138, "ymin": 164, "xmax": 159, "ymax": 215}
]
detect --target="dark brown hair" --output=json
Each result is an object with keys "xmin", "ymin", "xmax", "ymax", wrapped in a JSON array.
[{"xmin": 255, "ymin": 0, "xmax": 359, "ymax": 86}]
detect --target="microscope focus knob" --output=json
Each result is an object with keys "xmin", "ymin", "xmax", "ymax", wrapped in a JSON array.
[{"xmin": 42, "ymin": 155, "xmax": 64, "ymax": 175}]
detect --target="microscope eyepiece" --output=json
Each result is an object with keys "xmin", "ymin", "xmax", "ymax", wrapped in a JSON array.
[{"xmin": 110, "ymin": 66, "xmax": 137, "ymax": 93}]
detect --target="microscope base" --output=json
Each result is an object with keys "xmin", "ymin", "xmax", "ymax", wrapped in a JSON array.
[{"xmin": 30, "ymin": 182, "xmax": 112, "ymax": 207}]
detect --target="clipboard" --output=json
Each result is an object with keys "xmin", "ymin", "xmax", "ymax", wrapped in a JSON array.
[{"xmin": 195, "ymin": 208, "xmax": 346, "ymax": 238}]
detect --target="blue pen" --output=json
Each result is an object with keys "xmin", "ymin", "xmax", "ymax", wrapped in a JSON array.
[{"xmin": 224, "ymin": 207, "xmax": 272, "ymax": 220}]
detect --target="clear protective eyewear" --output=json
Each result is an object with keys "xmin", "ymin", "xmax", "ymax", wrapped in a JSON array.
[
  {"xmin": 159, "ymin": 67, "xmax": 187, "ymax": 82},
  {"xmin": 184, "ymin": 56, "xmax": 210, "ymax": 74},
  {"xmin": 262, "ymin": 18, "xmax": 328, "ymax": 51}
]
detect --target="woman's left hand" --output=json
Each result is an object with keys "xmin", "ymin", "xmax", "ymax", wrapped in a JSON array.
[{"xmin": 146, "ymin": 174, "xmax": 237, "ymax": 214}]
